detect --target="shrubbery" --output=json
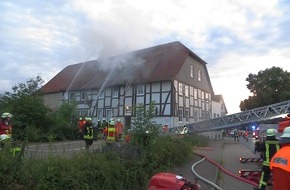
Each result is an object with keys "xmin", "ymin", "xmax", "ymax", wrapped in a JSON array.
[{"xmin": 0, "ymin": 133, "xmax": 207, "ymax": 190}]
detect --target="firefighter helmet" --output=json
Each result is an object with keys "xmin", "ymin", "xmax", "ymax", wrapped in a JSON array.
[
  {"xmin": 0, "ymin": 134, "xmax": 9, "ymax": 141},
  {"xmin": 1, "ymin": 112, "xmax": 13, "ymax": 119},
  {"xmin": 109, "ymin": 121, "xmax": 115, "ymax": 126},
  {"xmin": 85, "ymin": 117, "xmax": 92, "ymax": 121},
  {"xmin": 266, "ymin": 129, "xmax": 275, "ymax": 136},
  {"xmin": 281, "ymin": 126, "xmax": 290, "ymax": 138}
]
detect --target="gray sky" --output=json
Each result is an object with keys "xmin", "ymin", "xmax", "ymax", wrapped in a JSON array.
[{"xmin": 1, "ymin": 0, "xmax": 289, "ymax": 114}]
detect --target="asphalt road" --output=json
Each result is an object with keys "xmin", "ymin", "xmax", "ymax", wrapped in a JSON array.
[
  {"xmin": 24, "ymin": 139, "xmax": 105, "ymax": 158},
  {"xmin": 173, "ymin": 136, "xmax": 267, "ymax": 190}
]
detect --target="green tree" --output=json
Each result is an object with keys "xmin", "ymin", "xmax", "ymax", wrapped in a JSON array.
[
  {"xmin": 131, "ymin": 101, "xmax": 161, "ymax": 146},
  {"xmin": 131, "ymin": 101, "xmax": 159, "ymax": 131},
  {"xmin": 0, "ymin": 75, "xmax": 51, "ymax": 140},
  {"xmin": 48, "ymin": 101, "xmax": 78, "ymax": 140},
  {"xmin": 240, "ymin": 66, "xmax": 290, "ymax": 111}
]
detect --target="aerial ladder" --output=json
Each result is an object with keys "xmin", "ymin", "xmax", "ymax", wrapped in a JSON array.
[{"xmin": 183, "ymin": 100, "xmax": 290, "ymax": 133}]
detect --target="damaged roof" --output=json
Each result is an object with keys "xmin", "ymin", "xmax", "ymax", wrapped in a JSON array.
[{"xmin": 41, "ymin": 41, "xmax": 208, "ymax": 94}]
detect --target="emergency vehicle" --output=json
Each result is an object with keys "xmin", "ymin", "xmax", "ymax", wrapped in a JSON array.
[
  {"xmin": 239, "ymin": 114, "xmax": 290, "ymax": 185},
  {"xmin": 148, "ymin": 172, "xmax": 199, "ymax": 190}
]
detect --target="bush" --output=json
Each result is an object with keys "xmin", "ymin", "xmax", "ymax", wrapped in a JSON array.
[{"xmin": 0, "ymin": 132, "xmax": 207, "ymax": 189}]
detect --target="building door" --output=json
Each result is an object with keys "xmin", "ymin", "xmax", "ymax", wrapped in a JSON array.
[{"xmin": 124, "ymin": 116, "xmax": 131, "ymax": 134}]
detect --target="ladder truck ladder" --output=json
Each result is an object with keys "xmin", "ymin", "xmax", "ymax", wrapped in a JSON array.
[{"xmin": 184, "ymin": 100, "xmax": 290, "ymax": 133}]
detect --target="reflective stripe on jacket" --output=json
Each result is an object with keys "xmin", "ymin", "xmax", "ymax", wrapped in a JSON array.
[
  {"xmin": 83, "ymin": 126, "xmax": 94, "ymax": 139},
  {"xmin": 263, "ymin": 140, "xmax": 280, "ymax": 165},
  {"xmin": 107, "ymin": 127, "xmax": 116, "ymax": 141},
  {"xmin": 271, "ymin": 146, "xmax": 290, "ymax": 172}
]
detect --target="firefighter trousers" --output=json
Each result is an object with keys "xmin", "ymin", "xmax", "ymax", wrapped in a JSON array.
[{"xmin": 258, "ymin": 165, "xmax": 271, "ymax": 190}]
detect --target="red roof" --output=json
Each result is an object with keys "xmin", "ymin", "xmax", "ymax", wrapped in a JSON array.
[{"xmin": 41, "ymin": 41, "xmax": 207, "ymax": 94}]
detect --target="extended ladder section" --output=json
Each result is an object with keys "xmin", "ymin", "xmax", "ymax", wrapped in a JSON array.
[{"xmin": 185, "ymin": 100, "xmax": 290, "ymax": 133}]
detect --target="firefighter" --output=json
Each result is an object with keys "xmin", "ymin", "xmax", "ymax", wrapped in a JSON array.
[
  {"xmin": 83, "ymin": 117, "xmax": 94, "ymax": 149},
  {"xmin": 125, "ymin": 129, "xmax": 131, "ymax": 143},
  {"xmin": 270, "ymin": 126, "xmax": 290, "ymax": 190},
  {"xmin": 101, "ymin": 118, "xmax": 107, "ymax": 139},
  {"xmin": 0, "ymin": 112, "xmax": 13, "ymax": 138},
  {"xmin": 115, "ymin": 119, "xmax": 124, "ymax": 142},
  {"xmin": 255, "ymin": 128, "xmax": 280, "ymax": 190},
  {"xmin": 106, "ymin": 120, "xmax": 117, "ymax": 144},
  {"xmin": 254, "ymin": 137, "xmax": 261, "ymax": 154},
  {"xmin": 234, "ymin": 129, "xmax": 239, "ymax": 142},
  {"xmin": 162, "ymin": 124, "xmax": 169, "ymax": 135},
  {"xmin": 77, "ymin": 117, "xmax": 85, "ymax": 135}
]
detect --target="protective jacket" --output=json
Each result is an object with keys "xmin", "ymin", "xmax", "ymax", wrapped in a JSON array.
[
  {"xmin": 106, "ymin": 127, "xmax": 116, "ymax": 141},
  {"xmin": 270, "ymin": 145, "xmax": 290, "ymax": 190},
  {"xmin": 115, "ymin": 122, "xmax": 123, "ymax": 135},
  {"xmin": 0, "ymin": 120, "xmax": 12, "ymax": 137},
  {"xmin": 259, "ymin": 136, "xmax": 280, "ymax": 165},
  {"xmin": 83, "ymin": 122, "xmax": 94, "ymax": 140}
]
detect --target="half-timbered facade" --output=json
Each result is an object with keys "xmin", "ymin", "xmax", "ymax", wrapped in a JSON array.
[{"xmin": 41, "ymin": 41, "xmax": 226, "ymax": 129}]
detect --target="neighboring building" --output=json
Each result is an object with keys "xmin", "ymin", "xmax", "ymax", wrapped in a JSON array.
[
  {"xmin": 212, "ymin": 95, "xmax": 227, "ymax": 118},
  {"xmin": 41, "ymin": 41, "xmax": 224, "ymax": 130},
  {"xmin": 203, "ymin": 95, "xmax": 228, "ymax": 140}
]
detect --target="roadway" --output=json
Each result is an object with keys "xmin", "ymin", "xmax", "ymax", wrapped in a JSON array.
[
  {"xmin": 24, "ymin": 139, "xmax": 105, "ymax": 158},
  {"xmin": 172, "ymin": 136, "xmax": 267, "ymax": 190}
]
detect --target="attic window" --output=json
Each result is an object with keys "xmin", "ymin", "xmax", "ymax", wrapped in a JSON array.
[
  {"xmin": 190, "ymin": 65, "xmax": 194, "ymax": 78},
  {"xmin": 198, "ymin": 70, "xmax": 201, "ymax": 81}
]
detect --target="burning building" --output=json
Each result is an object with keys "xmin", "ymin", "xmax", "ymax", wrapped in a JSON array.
[{"xmin": 41, "ymin": 41, "xmax": 227, "ymax": 129}]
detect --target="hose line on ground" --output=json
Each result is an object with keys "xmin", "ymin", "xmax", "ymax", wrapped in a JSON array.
[{"xmin": 191, "ymin": 157, "xmax": 224, "ymax": 190}]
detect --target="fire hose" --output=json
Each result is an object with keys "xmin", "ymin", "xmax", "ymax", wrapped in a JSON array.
[{"xmin": 192, "ymin": 152, "xmax": 258, "ymax": 189}]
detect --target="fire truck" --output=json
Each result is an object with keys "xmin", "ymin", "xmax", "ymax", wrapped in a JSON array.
[
  {"xmin": 239, "ymin": 114, "xmax": 290, "ymax": 185},
  {"xmin": 278, "ymin": 114, "xmax": 290, "ymax": 133}
]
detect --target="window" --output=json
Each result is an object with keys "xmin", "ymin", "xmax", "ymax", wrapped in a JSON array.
[
  {"xmin": 198, "ymin": 70, "xmax": 201, "ymax": 81},
  {"xmin": 185, "ymin": 109, "xmax": 189, "ymax": 123},
  {"xmin": 194, "ymin": 89, "xmax": 197, "ymax": 99},
  {"xmin": 99, "ymin": 90, "xmax": 104, "ymax": 99},
  {"xmin": 185, "ymin": 85, "xmax": 189, "ymax": 97},
  {"xmin": 190, "ymin": 65, "xmax": 194, "ymax": 78},
  {"xmin": 81, "ymin": 109, "xmax": 88, "ymax": 117},
  {"xmin": 81, "ymin": 91, "xmax": 86, "ymax": 100},
  {"xmin": 137, "ymin": 84, "xmax": 144, "ymax": 95},
  {"xmin": 178, "ymin": 83, "xmax": 183, "ymax": 95},
  {"xmin": 178, "ymin": 108, "xmax": 183, "ymax": 123},
  {"xmin": 112, "ymin": 87, "xmax": 119, "ymax": 97},
  {"xmin": 125, "ymin": 106, "xmax": 132, "ymax": 115},
  {"xmin": 194, "ymin": 110, "xmax": 198, "ymax": 121},
  {"xmin": 69, "ymin": 92, "xmax": 75, "ymax": 100},
  {"xmin": 205, "ymin": 92, "xmax": 209, "ymax": 100},
  {"xmin": 106, "ymin": 109, "xmax": 112, "ymax": 121},
  {"xmin": 97, "ymin": 109, "xmax": 103, "ymax": 120}
]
